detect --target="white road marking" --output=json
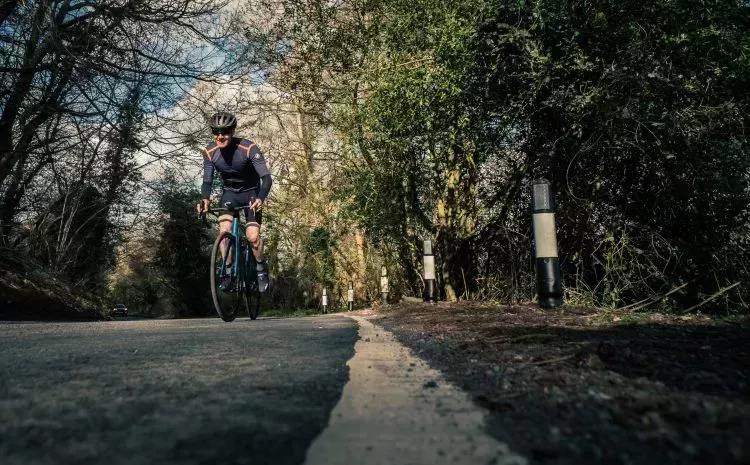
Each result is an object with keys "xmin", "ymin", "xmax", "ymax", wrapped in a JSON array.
[{"xmin": 303, "ymin": 315, "xmax": 527, "ymax": 465}]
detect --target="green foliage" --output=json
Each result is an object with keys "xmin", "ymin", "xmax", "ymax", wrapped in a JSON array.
[
  {"xmin": 506, "ymin": 0, "xmax": 750, "ymax": 309},
  {"xmin": 109, "ymin": 172, "xmax": 213, "ymax": 317},
  {"xmin": 304, "ymin": 227, "xmax": 337, "ymax": 287},
  {"xmin": 263, "ymin": 0, "xmax": 750, "ymax": 311},
  {"xmin": 305, "ymin": 227, "xmax": 336, "ymax": 254},
  {"xmin": 156, "ymin": 177, "xmax": 214, "ymax": 317}
]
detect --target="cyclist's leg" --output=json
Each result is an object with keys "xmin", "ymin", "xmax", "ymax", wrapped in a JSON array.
[
  {"xmin": 245, "ymin": 208, "xmax": 263, "ymax": 259},
  {"xmin": 244, "ymin": 207, "xmax": 269, "ymax": 292},
  {"xmin": 218, "ymin": 189, "xmax": 239, "ymax": 267},
  {"xmin": 218, "ymin": 214, "xmax": 234, "ymax": 263},
  {"xmin": 241, "ymin": 190, "xmax": 264, "ymax": 261}
]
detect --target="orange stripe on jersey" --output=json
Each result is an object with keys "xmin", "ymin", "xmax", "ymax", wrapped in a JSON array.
[
  {"xmin": 205, "ymin": 145, "xmax": 220, "ymax": 162},
  {"xmin": 239, "ymin": 143, "xmax": 258, "ymax": 159}
]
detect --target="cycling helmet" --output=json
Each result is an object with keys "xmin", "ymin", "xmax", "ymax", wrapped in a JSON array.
[{"xmin": 209, "ymin": 111, "xmax": 237, "ymax": 130}]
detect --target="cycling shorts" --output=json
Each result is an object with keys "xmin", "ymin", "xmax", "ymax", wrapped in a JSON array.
[{"xmin": 220, "ymin": 188, "xmax": 262, "ymax": 226}]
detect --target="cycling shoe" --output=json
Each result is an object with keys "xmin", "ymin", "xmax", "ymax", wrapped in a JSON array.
[
  {"xmin": 256, "ymin": 261, "xmax": 270, "ymax": 293},
  {"xmin": 219, "ymin": 270, "xmax": 233, "ymax": 291}
]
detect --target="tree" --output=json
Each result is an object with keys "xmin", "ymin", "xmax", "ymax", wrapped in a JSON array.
[{"xmin": 155, "ymin": 173, "xmax": 214, "ymax": 317}]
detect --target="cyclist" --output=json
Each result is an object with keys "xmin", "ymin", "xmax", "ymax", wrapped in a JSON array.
[{"xmin": 197, "ymin": 111, "xmax": 272, "ymax": 292}]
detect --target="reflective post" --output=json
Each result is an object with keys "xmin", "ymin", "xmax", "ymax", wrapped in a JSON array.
[
  {"xmin": 532, "ymin": 179, "xmax": 564, "ymax": 308},
  {"xmin": 380, "ymin": 266, "xmax": 389, "ymax": 304},
  {"xmin": 347, "ymin": 281, "xmax": 354, "ymax": 311},
  {"xmin": 423, "ymin": 239, "xmax": 436, "ymax": 302},
  {"xmin": 322, "ymin": 288, "xmax": 328, "ymax": 314}
]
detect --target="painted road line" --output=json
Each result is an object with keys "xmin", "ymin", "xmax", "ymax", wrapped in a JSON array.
[{"xmin": 304, "ymin": 315, "xmax": 527, "ymax": 465}]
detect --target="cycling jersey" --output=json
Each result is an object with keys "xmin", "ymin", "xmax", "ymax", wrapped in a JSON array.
[{"xmin": 201, "ymin": 137, "xmax": 272, "ymax": 200}]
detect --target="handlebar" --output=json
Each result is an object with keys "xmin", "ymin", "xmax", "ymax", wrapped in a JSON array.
[
  {"xmin": 198, "ymin": 203, "xmax": 256, "ymax": 226},
  {"xmin": 205, "ymin": 206, "xmax": 255, "ymax": 215}
]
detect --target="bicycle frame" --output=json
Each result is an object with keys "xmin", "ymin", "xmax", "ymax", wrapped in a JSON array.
[
  {"xmin": 204, "ymin": 205, "xmax": 255, "ymax": 285},
  {"xmin": 224, "ymin": 216, "xmax": 242, "ymax": 281}
]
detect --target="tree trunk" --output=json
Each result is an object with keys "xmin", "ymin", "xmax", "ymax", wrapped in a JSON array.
[
  {"xmin": 0, "ymin": 155, "xmax": 26, "ymax": 244},
  {"xmin": 355, "ymin": 227, "xmax": 367, "ymax": 299}
]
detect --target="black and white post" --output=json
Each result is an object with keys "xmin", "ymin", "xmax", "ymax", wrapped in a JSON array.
[
  {"xmin": 532, "ymin": 179, "xmax": 564, "ymax": 308},
  {"xmin": 380, "ymin": 266, "xmax": 389, "ymax": 304},
  {"xmin": 347, "ymin": 281, "xmax": 354, "ymax": 311},
  {"xmin": 423, "ymin": 239, "xmax": 436, "ymax": 302},
  {"xmin": 322, "ymin": 288, "xmax": 328, "ymax": 314}
]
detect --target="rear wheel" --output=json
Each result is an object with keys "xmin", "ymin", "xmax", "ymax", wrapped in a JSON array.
[
  {"xmin": 247, "ymin": 289, "xmax": 261, "ymax": 320},
  {"xmin": 210, "ymin": 232, "xmax": 247, "ymax": 322}
]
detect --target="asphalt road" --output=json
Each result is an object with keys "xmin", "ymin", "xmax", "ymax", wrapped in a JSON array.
[{"xmin": 0, "ymin": 316, "xmax": 358, "ymax": 465}]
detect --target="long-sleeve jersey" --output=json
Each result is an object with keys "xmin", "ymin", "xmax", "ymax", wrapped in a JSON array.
[{"xmin": 201, "ymin": 137, "xmax": 273, "ymax": 200}]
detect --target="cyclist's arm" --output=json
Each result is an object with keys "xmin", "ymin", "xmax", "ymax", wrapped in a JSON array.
[
  {"xmin": 258, "ymin": 174, "xmax": 273, "ymax": 201},
  {"xmin": 201, "ymin": 154, "xmax": 214, "ymax": 199},
  {"xmin": 249, "ymin": 145, "xmax": 273, "ymax": 200}
]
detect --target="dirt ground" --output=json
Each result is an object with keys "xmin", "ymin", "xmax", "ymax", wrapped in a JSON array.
[
  {"xmin": 356, "ymin": 301, "xmax": 750, "ymax": 465},
  {"xmin": 0, "ymin": 249, "xmax": 103, "ymax": 321}
]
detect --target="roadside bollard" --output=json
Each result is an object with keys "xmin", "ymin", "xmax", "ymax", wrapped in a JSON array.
[
  {"xmin": 380, "ymin": 266, "xmax": 389, "ymax": 304},
  {"xmin": 347, "ymin": 281, "xmax": 354, "ymax": 311},
  {"xmin": 423, "ymin": 239, "xmax": 436, "ymax": 303},
  {"xmin": 322, "ymin": 288, "xmax": 328, "ymax": 314},
  {"xmin": 532, "ymin": 179, "xmax": 564, "ymax": 308}
]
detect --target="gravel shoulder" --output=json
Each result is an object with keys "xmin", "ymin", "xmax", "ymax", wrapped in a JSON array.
[{"xmin": 359, "ymin": 301, "xmax": 750, "ymax": 465}]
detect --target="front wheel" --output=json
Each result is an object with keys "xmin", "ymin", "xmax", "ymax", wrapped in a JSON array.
[{"xmin": 210, "ymin": 231, "xmax": 247, "ymax": 322}]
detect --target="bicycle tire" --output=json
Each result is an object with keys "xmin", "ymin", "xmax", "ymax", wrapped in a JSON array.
[
  {"xmin": 247, "ymin": 289, "xmax": 261, "ymax": 320},
  {"xmin": 210, "ymin": 231, "xmax": 247, "ymax": 322}
]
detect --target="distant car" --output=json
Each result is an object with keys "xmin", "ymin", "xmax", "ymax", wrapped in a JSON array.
[{"xmin": 111, "ymin": 304, "xmax": 128, "ymax": 317}]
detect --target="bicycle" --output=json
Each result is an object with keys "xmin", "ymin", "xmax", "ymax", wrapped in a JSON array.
[{"xmin": 200, "ymin": 203, "xmax": 261, "ymax": 322}]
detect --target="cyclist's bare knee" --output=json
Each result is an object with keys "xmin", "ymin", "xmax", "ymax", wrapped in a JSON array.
[
  {"xmin": 245, "ymin": 224, "xmax": 261, "ymax": 246},
  {"xmin": 218, "ymin": 214, "xmax": 233, "ymax": 233}
]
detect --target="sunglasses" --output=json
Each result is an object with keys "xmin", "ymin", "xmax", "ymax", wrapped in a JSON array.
[{"xmin": 211, "ymin": 128, "xmax": 233, "ymax": 136}]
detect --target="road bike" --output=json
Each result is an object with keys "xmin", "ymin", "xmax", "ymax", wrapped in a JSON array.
[{"xmin": 201, "ymin": 204, "xmax": 261, "ymax": 322}]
